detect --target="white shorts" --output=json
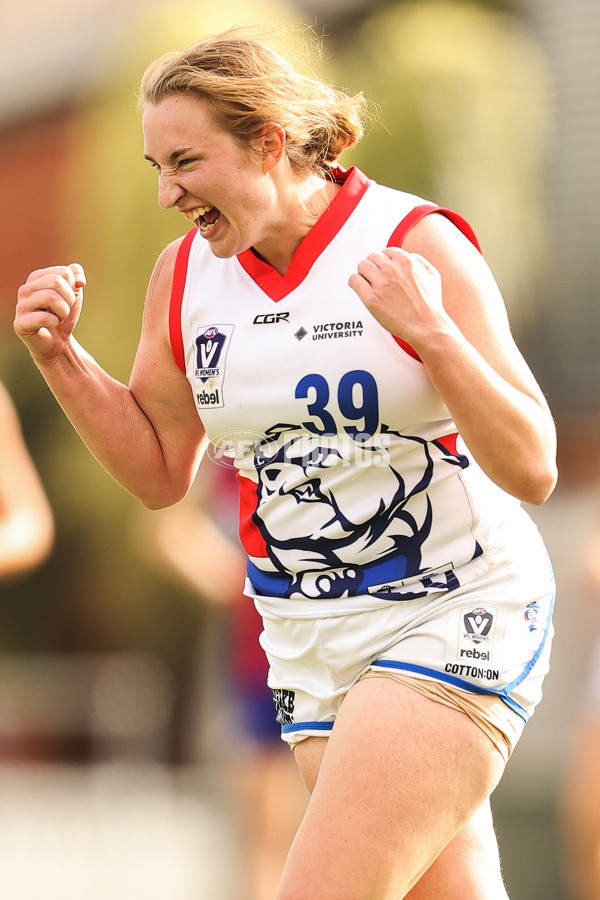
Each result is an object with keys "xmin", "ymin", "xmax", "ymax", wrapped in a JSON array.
[{"xmin": 253, "ymin": 522, "xmax": 555, "ymax": 747}]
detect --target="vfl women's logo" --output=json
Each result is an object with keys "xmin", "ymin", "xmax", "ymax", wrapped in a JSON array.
[
  {"xmin": 195, "ymin": 326, "xmax": 227, "ymax": 381},
  {"xmin": 463, "ymin": 608, "xmax": 494, "ymax": 644},
  {"xmin": 193, "ymin": 324, "xmax": 234, "ymax": 409}
]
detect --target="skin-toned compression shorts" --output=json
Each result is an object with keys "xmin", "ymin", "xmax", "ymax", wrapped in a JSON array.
[
  {"xmin": 357, "ymin": 670, "xmax": 523, "ymax": 764},
  {"xmin": 253, "ymin": 521, "xmax": 554, "ymax": 765}
]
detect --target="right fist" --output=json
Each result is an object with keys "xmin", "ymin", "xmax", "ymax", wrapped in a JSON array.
[{"xmin": 14, "ymin": 264, "xmax": 86, "ymax": 362}]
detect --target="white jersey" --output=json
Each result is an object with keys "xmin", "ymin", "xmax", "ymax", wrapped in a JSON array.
[{"xmin": 170, "ymin": 166, "xmax": 527, "ymax": 609}]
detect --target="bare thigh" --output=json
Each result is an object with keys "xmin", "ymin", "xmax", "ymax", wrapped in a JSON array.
[
  {"xmin": 276, "ymin": 677, "xmax": 506, "ymax": 900},
  {"xmin": 405, "ymin": 801, "xmax": 509, "ymax": 900}
]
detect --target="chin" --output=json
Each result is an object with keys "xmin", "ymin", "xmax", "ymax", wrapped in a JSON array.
[{"xmin": 207, "ymin": 243, "xmax": 237, "ymax": 259}]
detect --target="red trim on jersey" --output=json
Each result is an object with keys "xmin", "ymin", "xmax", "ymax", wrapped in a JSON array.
[
  {"xmin": 169, "ymin": 228, "xmax": 197, "ymax": 372},
  {"xmin": 387, "ymin": 204, "xmax": 483, "ymax": 362},
  {"xmin": 237, "ymin": 472, "xmax": 269, "ymax": 557},
  {"xmin": 435, "ymin": 432, "xmax": 460, "ymax": 456},
  {"xmin": 237, "ymin": 166, "xmax": 370, "ymax": 301},
  {"xmin": 388, "ymin": 204, "xmax": 482, "ymax": 254},
  {"xmin": 392, "ymin": 337, "xmax": 422, "ymax": 361}
]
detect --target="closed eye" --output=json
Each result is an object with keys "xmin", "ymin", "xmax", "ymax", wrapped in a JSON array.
[{"xmin": 143, "ymin": 153, "xmax": 200, "ymax": 175}]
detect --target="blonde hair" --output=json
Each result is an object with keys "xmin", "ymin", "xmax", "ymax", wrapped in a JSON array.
[{"xmin": 138, "ymin": 24, "xmax": 367, "ymax": 177}]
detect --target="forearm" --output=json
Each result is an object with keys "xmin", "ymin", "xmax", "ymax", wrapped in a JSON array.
[
  {"xmin": 417, "ymin": 325, "xmax": 557, "ymax": 504},
  {"xmin": 35, "ymin": 338, "xmax": 194, "ymax": 507}
]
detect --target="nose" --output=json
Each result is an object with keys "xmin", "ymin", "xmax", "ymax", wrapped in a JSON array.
[{"xmin": 157, "ymin": 172, "xmax": 185, "ymax": 210}]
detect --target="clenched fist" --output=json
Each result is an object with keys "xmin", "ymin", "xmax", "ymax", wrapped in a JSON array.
[
  {"xmin": 348, "ymin": 247, "xmax": 445, "ymax": 347},
  {"xmin": 14, "ymin": 264, "xmax": 86, "ymax": 364}
]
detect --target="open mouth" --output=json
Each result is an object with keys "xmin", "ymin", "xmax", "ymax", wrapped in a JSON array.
[{"xmin": 184, "ymin": 204, "xmax": 221, "ymax": 234}]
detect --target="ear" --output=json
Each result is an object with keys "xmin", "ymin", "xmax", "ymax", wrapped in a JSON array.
[{"xmin": 253, "ymin": 123, "xmax": 286, "ymax": 173}]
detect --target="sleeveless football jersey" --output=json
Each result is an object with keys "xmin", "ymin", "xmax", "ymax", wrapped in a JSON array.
[{"xmin": 170, "ymin": 166, "xmax": 525, "ymax": 606}]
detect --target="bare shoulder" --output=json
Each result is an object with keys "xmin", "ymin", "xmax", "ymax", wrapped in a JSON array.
[
  {"xmin": 151, "ymin": 235, "xmax": 186, "ymax": 286},
  {"xmin": 130, "ymin": 233, "xmax": 199, "ymax": 408},
  {"xmin": 402, "ymin": 211, "xmax": 492, "ymax": 285},
  {"xmin": 402, "ymin": 210, "xmax": 550, "ymax": 404},
  {"xmin": 402, "ymin": 209, "xmax": 510, "ymax": 334},
  {"xmin": 142, "ymin": 235, "xmax": 189, "ymax": 332}
]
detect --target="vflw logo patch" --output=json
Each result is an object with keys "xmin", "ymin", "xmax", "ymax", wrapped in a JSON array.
[
  {"xmin": 193, "ymin": 324, "xmax": 234, "ymax": 409},
  {"xmin": 446, "ymin": 605, "xmax": 505, "ymax": 675}
]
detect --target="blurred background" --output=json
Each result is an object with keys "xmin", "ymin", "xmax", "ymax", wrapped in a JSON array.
[{"xmin": 0, "ymin": 0, "xmax": 599, "ymax": 897}]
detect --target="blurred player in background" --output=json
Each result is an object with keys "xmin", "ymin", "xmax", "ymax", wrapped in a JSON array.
[
  {"xmin": 560, "ymin": 529, "xmax": 600, "ymax": 900},
  {"xmin": 0, "ymin": 380, "xmax": 54, "ymax": 580},
  {"xmin": 151, "ymin": 454, "xmax": 306, "ymax": 900}
]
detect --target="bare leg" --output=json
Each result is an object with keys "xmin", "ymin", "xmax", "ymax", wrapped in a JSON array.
[
  {"xmin": 405, "ymin": 801, "xmax": 509, "ymax": 900},
  {"xmin": 276, "ymin": 677, "xmax": 507, "ymax": 900}
]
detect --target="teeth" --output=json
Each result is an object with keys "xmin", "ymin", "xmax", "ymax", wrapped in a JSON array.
[{"xmin": 183, "ymin": 205, "xmax": 214, "ymax": 222}]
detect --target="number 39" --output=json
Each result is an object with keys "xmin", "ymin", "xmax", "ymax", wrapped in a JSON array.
[{"xmin": 295, "ymin": 370, "xmax": 379, "ymax": 440}]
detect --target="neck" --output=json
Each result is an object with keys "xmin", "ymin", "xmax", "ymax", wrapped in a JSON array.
[{"xmin": 252, "ymin": 174, "xmax": 341, "ymax": 276}]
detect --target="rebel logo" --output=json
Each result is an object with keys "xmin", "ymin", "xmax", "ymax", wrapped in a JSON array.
[{"xmin": 196, "ymin": 388, "xmax": 221, "ymax": 407}]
